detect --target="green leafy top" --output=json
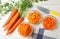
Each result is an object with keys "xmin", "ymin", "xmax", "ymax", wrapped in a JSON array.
[{"xmin": 0, "ymin": 0, "xmax": 48, "ymax": 19}]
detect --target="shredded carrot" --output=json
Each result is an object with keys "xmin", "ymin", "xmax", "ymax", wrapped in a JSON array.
[
  {"xmin": 28, "ymin": 11, "xmax": 41, "ymax": 24},
  {"xmin": 18, "ymin": 23, "xmax": 32, "ymax": 36},
  {"xmin": 43, "ymin": 16, "xmax": 56, "ymax": 30}
]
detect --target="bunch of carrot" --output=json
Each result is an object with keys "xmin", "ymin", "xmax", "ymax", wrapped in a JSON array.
[{"xmin": 3, "ymin": 8, "xmax": 24, "ymax": 35}]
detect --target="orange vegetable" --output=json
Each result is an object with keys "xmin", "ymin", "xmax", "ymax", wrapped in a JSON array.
[
  {"xmin": 18, "ymin": 23, "xmax": 33, "ymax": 36},
  {"xmin": 6, "ymin": 17, "xmax": 24, "ymax": 35},
  {"xmin": 28, "ymin": 11, "xmax": 41, "ymax": 24},
  {"xmin": 43, "ymin": 16, "xmax": 56, "ymax": 30},
  {"xmin": 4, "ymin": 12, "xmax": 20, "ymax": 31},
  {"xmin": 3, "ymin": 8, "xmax": 18, "ymax": 27}
]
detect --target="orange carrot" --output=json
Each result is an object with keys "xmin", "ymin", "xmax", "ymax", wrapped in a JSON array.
[
  {"xmin": 3, "ymin": 8, "xmax": 18, "ymax": 27},
  {"xmin": 18, "ymin": 23, "xmax": 33, "ymax": 36},
  {"xmin": 4, "ymin": 12, "xmax": 20, "ymax": 31},
  {"xmin": 6, "ymin": 17, "xmax": 24, "ymax": 35},
  {"xmin": 28, "ymin": 11, "xmax": 41, "ymax": 24},
  {"xmin": 43, "ymin": 16, "xmax": 56, "ymax": 30}
]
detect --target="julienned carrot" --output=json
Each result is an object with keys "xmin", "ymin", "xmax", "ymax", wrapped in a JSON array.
[
  {"xmin": 3, "ymin": 8, "xmax": 18, "ymax": 27},
  {"xmin": 28, "ymin": 11, "xmax": 41, "ymax": 24},
  {"xmin": 18, "ymin": 23, "xmax": 33, "ymax": 36},
  {"xmin": 43, "ymin": 16, "xmax": 56, "ymax": 30},
  {"xmin": 4, "ymin": 12, "xmax": 20, "ymax": 31},
  {"xmin": 6, "ymin": 17, "xmax": 24, "ymax": 35}
]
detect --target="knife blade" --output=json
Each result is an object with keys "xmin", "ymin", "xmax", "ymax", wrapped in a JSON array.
[{"xmin": 36, "ymin": 6, "xmax": 60, "ymax": 17}]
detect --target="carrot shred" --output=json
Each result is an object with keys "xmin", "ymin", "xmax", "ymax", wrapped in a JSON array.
[
  {"xmin": 43, "ymin": 16, "xmax": 56, "ymax": 30},
  {"xmin": 18, "ymin": 23, "xmax": 33, "ymax": 36},
  {"xmin": 28, "ymin": 11, "xmax": 41, "ymax": 24}
]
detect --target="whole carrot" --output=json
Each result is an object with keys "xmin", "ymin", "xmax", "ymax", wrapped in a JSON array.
[
  {"xmin": 4, "ymin": 12, "xmax": 20, "ymax": 31},
  {"xmin": 6, "ymin": 17, "xmax": 24, "ymax": 35},
  {"xmin": 3, "ymin": 8, "xmax": 18, "ymax": 27}
]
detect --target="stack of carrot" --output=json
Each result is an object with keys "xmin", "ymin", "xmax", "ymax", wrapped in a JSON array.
[{"xmin": 3, "ymin": 8, "xmax": 24, "ymax": 35}]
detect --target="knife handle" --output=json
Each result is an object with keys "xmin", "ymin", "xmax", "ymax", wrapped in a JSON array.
[{"xmin": 50, "ymin": 10, "xmax": 60, "ymax": 17}]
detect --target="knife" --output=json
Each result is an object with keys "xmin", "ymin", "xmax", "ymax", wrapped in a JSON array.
[{"xmin": 36, "ymin": 6, "xmax": 60, "ymax": 17}]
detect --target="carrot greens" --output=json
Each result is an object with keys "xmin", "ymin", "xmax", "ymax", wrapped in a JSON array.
[{"xmin": 0, "ymin": 0, "xmax": 48, "ymax": 19}]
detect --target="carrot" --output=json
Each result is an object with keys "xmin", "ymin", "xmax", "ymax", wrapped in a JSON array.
[
  {"xmin": 4, "ymin": 12, "xmax": 20, "ymax": 31},
  {"xmin": 43, "ymin": 16, "xmax": 56, "ymax": 30},
  {"xmin": 18, "ymin": 23, "xmax": 33, "ymax": 36},
  {"xmin": 3, "ymin": 8, "xmax": 18, "ymax": 27},
  {"xmin": 6, "ymin": 17, "xmax": 24, "ymax": 35},
  {"xmin": 28, "ymin": 11, "xmax": 41, "ymax": 24}
]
